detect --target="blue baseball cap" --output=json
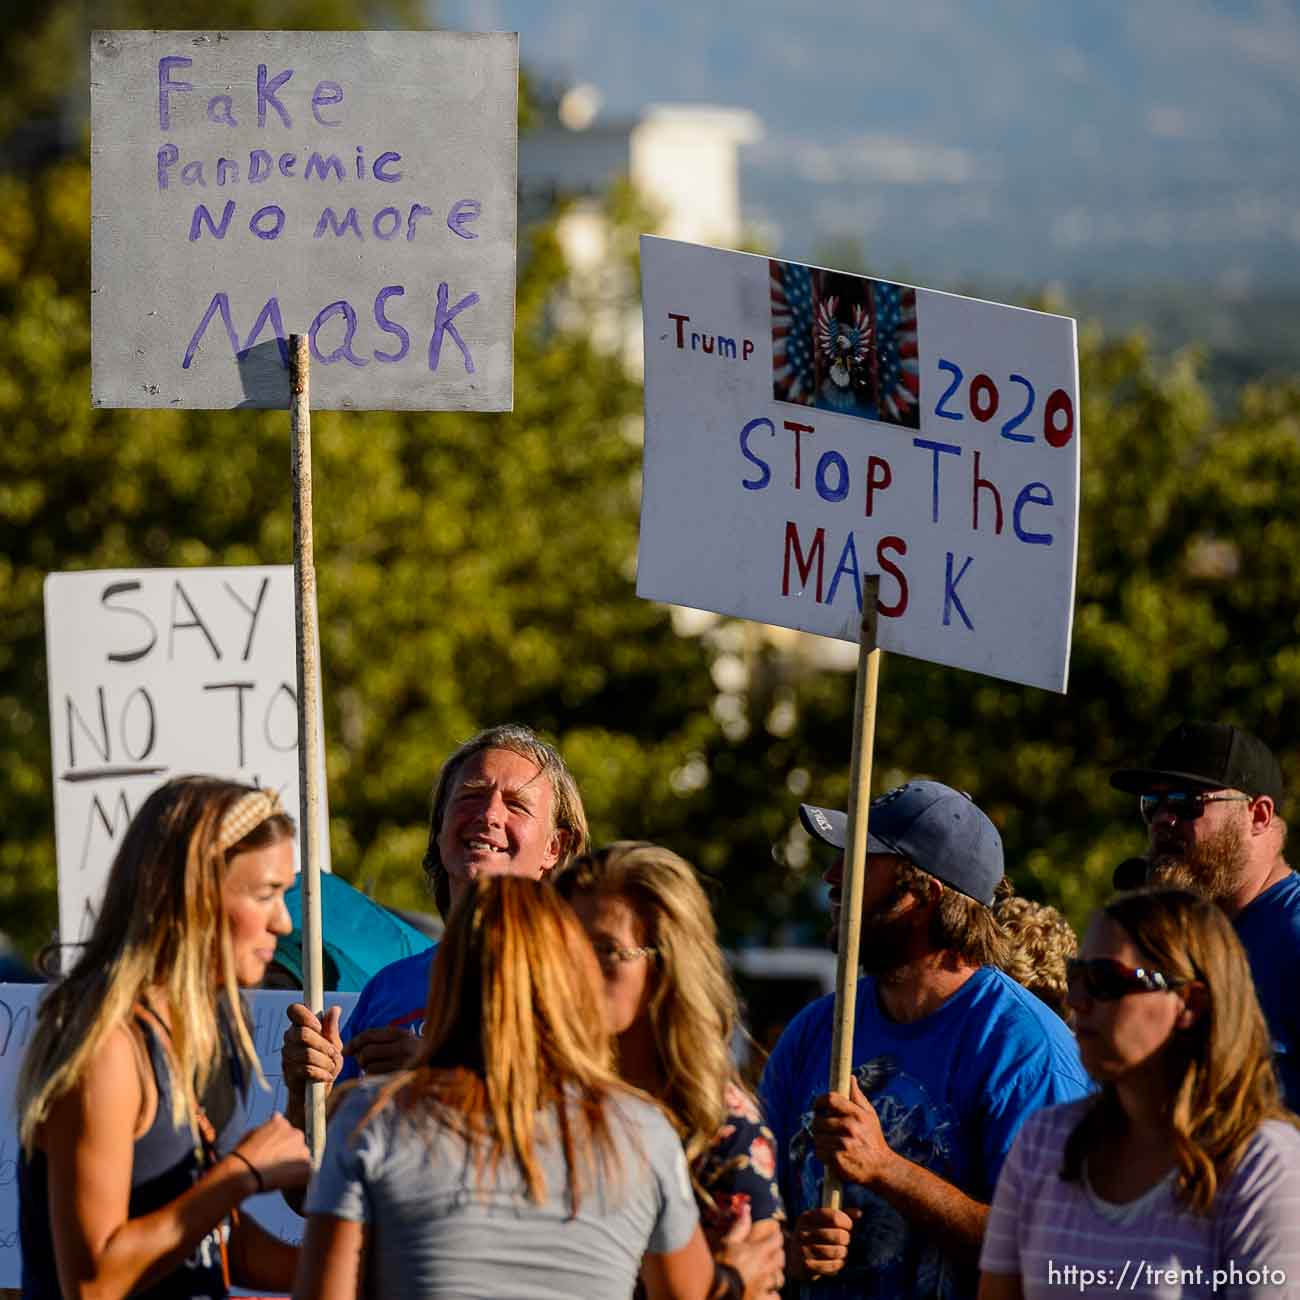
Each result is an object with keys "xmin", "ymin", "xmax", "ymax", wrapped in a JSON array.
[{"xmin": 799, "ymin": 779, "xmax": 1004, "ymax": 907}]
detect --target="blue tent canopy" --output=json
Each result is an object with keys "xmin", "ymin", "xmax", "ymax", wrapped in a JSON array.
[{"xmin": 274, "ymin": 873, "xmax": 434, "ymax": 993}]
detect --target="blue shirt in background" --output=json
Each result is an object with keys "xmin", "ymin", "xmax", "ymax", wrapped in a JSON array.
[
  {"xmin": 1234, "ymin": 870, "xmax": 1300, "ymax": 1107},
  {"xmin": 339, "ymin": 945, "xmax": 439, "ymax": 1082}
]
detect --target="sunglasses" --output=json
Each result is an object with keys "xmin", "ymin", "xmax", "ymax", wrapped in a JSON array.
[
  {"xmin": 1138, "ymin": 791, "xmax": 1251, "ymax": 823},
  {"xmin": 591, "ymin": 941, "xmax": 657, "ymax": 971},
  {"xmin": 1066, "ymin": 957, "xmax": 1186, "ymax": 1001}
]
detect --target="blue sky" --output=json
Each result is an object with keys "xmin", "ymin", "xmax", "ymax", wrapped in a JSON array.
[{"xmin": 441, "ymin": 0, "xmax": 1300, "ymax": 289}]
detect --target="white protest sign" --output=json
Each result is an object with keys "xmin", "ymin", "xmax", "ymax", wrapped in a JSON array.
[
  {"xmin": 0, "ymin": 986, "xmax": 358, "ymax": 1285},
  {"xmin": 44, "ymin": 567, "xmax": 329, "ymax": 950},
  {"xmin": 637, "ymin": 237, "xmax": 1080, "ymax": 693},
  {"xmin": 90, "ymin": 30, "xmax": 517, "ymax": 411}
]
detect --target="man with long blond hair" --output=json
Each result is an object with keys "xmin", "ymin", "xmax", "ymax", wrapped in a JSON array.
[
  {"xmin": 281, "ymin": 723, "xmax": 588, "ymax": 1127},
  {"xmin": 293, "ymin": 878, "xmax": 713, "ymax": 1300}
]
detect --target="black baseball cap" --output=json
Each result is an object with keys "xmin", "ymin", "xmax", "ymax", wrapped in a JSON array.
[
  {"xmin": 1111, "ymin": 721, "xmax": 1282, "ymax": 802},
  {"xmin": 800, "ymin": 780, "xmax": 1004, "ymax": 907}
]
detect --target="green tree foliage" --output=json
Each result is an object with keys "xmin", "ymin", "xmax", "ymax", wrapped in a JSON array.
[
  {"xmin": 4, "ymin": 2, "xmax": 1300, "ymax": 963},
  {"xmin": 715, "ymin": 333, "xmax": 1300, "ymax": 932},
  {"xmin": 0, "ymin": 151, "xmax": 722, "ymax": 953}
]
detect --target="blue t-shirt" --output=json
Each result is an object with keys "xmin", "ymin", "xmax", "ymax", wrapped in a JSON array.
[
  {"xmin": 1234, "ymin": 870, "xmax": 1300, "ymax": 1108},
  {"xmin": 339, "ymin": 945, "xmax": 438, "ymax": 1082},
  {"xmin": 760, "ymin": 966, "xmax": 1089, "ymax": 1300}
]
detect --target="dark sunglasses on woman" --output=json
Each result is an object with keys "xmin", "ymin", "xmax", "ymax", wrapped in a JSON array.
[{"xmin": 1066, "ymin": 957, "xmax": 1188, "ymax": 1001}]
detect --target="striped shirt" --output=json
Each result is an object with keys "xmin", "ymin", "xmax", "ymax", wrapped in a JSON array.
[{"xmin": 980, "ymin": 1097, "xmax": 1300, "ymax": 1298}]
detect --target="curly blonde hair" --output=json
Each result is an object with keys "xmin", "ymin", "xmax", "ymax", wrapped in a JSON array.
[
  {"xmin": 994, "ymin": 893, "xmax": 1078, "ymax": 1020},
  {"xmin": 553, "ymin": 841, "xmax": 746, "ymax": 1206}
]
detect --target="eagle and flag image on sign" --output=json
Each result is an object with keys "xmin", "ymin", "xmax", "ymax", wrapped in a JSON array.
[
  {"xmin": 771, "ymin": 261, "xmax": 920, "ymax": 427},
  {"xmin": 637, "ymin": 236, "xmax": 1079, "ymax": 695}
]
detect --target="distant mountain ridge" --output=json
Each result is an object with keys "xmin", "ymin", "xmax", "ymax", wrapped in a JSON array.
[{"xmin": 450, "ymin": 0, "xmax": 1300, "ymax": 292}]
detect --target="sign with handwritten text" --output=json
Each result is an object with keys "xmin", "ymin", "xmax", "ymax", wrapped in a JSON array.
[
  {"xmin": 0, "ymin": 986, "xmax": 358, "ymax": 1282},
  {"xmin": 637, "ymin": 237, "xmax": 1080, "ymax": 692},
  {"xmin": 44, "ymin": 567, "xmax": 329, "ymax": 951},
  {"xmin": 91, "ymin": 30, "xmax": 517, "ymax": 410}
]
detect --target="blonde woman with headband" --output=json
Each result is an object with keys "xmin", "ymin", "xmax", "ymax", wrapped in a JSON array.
[
  {"xmin": 17, "ymin": 776, "xmax": 312, "ymax": 1299},
  {"xmin": 555, "ymin": 842, "xmax": 786, "ymax": 1300},
  {"xmin": 295, "ymin": 877, "xmax": 713, "ymax": 1300}
]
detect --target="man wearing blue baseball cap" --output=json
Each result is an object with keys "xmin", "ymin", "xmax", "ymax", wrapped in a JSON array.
[{"xmin": 761, "ymin": 780, "xmax": 1088, "ymax": 1300}]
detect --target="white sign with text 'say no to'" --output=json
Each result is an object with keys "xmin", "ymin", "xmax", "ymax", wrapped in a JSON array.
[
  {"xmin": 91, "ymin": 30, "xmax": 518, "ymax": 410},
  {"xmin": 637, "ymin": 237, "xmax": 1080, "ymax": 693},
  {"xmin": 45, "ymin": 567, "xmax": 329, "ymax": 950}
]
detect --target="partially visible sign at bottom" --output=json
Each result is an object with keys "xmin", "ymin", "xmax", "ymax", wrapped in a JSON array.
[{"xmin": 0, "ymin": 985, "xmax": 358, "ymax": 1285}]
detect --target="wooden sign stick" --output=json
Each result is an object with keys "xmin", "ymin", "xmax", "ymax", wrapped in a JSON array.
[
  {"xmin": 822, "ymin": 574, "xmax": 883, "ymax": 1210},
  {"xmin": 290, "ymin": 334, "xmax": 327, "ymax": 1162}
]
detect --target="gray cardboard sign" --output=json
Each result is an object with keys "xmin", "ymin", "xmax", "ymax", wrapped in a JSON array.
[{"xmin": 91, "ymin": 30, "xmax": 517, "ymax": 410}]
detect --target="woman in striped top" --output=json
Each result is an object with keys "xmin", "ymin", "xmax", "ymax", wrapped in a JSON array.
[{"xmin": 979, "ymin": 887, "xmax": 1300, "ymax": 1299}]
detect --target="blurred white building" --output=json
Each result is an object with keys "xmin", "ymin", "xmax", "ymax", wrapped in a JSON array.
[
  {"xmin": 520, "ymin": 86, "xmax": 762, "ymax": 374},
  {"xmin": 519, "ymin": 88, "xmax": 856, "ymax": 687}
]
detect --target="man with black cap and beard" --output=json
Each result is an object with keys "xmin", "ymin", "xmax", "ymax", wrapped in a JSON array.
[
  {"xmin": 761, "ymin": 780, "xmax": 1087, "ymax": 1300},
  {"xmin": 1112, "ymin": 720, "xmax": 1300, "ymax": 1105}
]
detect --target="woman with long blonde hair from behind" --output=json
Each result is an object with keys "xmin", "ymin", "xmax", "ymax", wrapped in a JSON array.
[
  {"xmin": 17, "ymin": 776, "xmax": 311, "ymax": 1299},
  {"xmin": 979, "ymin": 887, "xmax": 1300, "ymax": 1299},
  {"xmin": 555, "ymin": 842, "xmax": 786, "ymax": 1300},
  {"xmin": 294, "ymin": 876, "xmax": 712, "ymax": 1300}
]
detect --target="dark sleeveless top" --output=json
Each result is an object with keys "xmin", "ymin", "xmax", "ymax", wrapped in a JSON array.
[{"xmin": 19, "ymin": 1012, "xmax": 244, "ymax": 1299}]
